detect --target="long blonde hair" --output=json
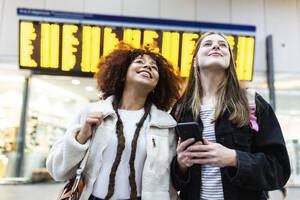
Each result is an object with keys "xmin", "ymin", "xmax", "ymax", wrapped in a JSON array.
[{"xmin": 181, "ymin": 31, "xmax": 250, "ymax": 127}]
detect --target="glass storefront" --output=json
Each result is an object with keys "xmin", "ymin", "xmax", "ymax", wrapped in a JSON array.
[
  {"xmin": 23, "ymin": 75, "xmax": 97, "ymax": 179},
  {"xmin": 276, "ymin": 89, "xmax": 300, "ymax": 185},
  {"xmin": 0, "ymin": 71, "xmax": 98, "ymax": 179},
  {"xmin": 250, "ymin": 72, "xmax": 300, "ymax": 185},
  {"xmin": 0, "ymin": 73, "xmax": 24, "ymax": 178}
]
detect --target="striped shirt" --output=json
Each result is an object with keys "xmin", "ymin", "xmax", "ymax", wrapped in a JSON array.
[{"xmin": 200, "ymin": 105, "xmax": 224, "ymax": 200}]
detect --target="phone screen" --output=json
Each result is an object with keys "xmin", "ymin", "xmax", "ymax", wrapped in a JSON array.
[{"xmin": 176, "ymin": 122, "xmax": 203, "ymax": 143}]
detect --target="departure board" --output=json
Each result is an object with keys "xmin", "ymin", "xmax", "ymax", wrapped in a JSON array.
[{"xmin": 19, "ymin": 20, "xmax": 255, "ymax": 80}]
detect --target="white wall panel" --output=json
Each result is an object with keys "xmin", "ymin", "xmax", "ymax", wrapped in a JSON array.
[
  {"xmin": 0, "ymin": 0, "xmax": 3, "ymax": 56},
  {"xmin": 232, "ymin": 0, "xmax": 263, "ymax": 25},
  {"xmin": 298, "ymin": 0, "xmax": 300, "ymax": 67},
  {"xmin": 0, "ymin": 0, "xmax": 45, "ymax": 56},
  {"xmin": 123, "ymin": 0, "xmax": 160, "ymax": 18},
  {"xmin": 265, "ymin": 0, "xmax": 299, "ymax": 73},
  {"xmin": 84, "ymin": 0, "xmax": 122, "ymax": 15},
  {"xmin": 17, "ymin": 0, "xmax": 45, "ymax": 9},
  {"xmin": 0, "ymin": 0, "xmax": 4, "ymax": 40},
  {"xmin": 231, "ymin": 0, "xmax": 265, "ymax": 72},
  {"xmin": 160, "ymin": 0, "xmax": 196, "ymax": 20},
  {"xmin": 196, "ymin": 0, "xmax": 230, "ymax": 23},
  {"xmin": 46, "ymin": 0, "xmax": 83, "ymax": 12},
  {"xmin": 0, "ymin": 0, "xmax": 3, "ymax": 19}
]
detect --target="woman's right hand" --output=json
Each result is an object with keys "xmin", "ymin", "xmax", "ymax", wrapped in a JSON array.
[
  {"xmin": 76, "ymin": 112, "xmax": 103, "ymax": 144},
  {"xmin": 176, "ymin": 137, "xmax": 195, "ymax": 175}
]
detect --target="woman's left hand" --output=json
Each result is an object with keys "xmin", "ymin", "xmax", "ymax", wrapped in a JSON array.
[{"xmin": 187, "ymin": 137, "xmax": 238, "ymax": 168}]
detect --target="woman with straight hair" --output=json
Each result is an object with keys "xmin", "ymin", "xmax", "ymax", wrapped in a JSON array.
[
  {"xmin": 170, "ymin": 31, "xmax": 290, "ymax": 200},
  {"xmin": 47, "ymin": 43, "xmax": 181, "ymax": 200}
]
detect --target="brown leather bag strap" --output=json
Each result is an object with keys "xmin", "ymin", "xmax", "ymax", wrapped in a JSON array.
[{"xmin": 56, "ymin": 130, "xmax": 95, "ymax": 200}]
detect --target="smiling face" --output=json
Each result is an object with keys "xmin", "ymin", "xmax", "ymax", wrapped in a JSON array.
[
  {"xmin": 195, "ymin": 34, "xmax": 231, "ymax": 70},
  {"xmin": 125, "ymin": 54, "xmax": 159, "ymax": 94}
]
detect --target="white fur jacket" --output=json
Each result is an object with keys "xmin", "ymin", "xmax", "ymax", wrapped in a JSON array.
[{"xmin": 46, "ymin": 96, "xmax": 179, "ymax": 200}]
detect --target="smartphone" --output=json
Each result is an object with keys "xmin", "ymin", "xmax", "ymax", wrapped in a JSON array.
[{"xmin": 176, "ymin": 122, "xmax": 203, "ymax": 144}]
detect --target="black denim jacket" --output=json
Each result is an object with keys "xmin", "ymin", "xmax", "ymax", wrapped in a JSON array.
[{"xmin": 170, "ymin": 94, "xmax": 291, "ymax": 200}]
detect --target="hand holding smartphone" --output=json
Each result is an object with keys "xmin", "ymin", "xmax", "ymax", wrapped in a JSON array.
[{"xmin": 176, "ymin": 122, "xmax": 203, "ymax": 144}]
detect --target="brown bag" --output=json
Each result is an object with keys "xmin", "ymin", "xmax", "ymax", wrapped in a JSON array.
[
  {"xmin": 56, "ymin": 134, "xmax": 94, "ymax": 200},
  {"xmin": 57, "ymin": 171, "xmax": 84, "ymax": 200}
]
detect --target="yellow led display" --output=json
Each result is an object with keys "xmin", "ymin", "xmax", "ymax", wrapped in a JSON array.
[
  {"xmin": 81, "ymin": 26, "xmax": 101, "ymax": 73},
  {"xmin": 235, "ymin": 37, "xmax": 255, "ymax": 81},
  {"xmin": 180, "ymin": 33, "xmax": 199, "ymax": 77},
  {"xmin": 20, "ymin": 22, "xmax": 37, "ymax": 67},
  {"xmin": 61, "ymin": 25, "xmax": 79, "ymax": 71},
  {"xmin": 123, "ymin": 29, "xmax": 141, "ymax": 48},
  {"xmin": 162, "ymin": 32, "xmax": 180, "ymax": 71},
  {"xmin": 143, "ymin": 30, "xmax": 160, "ymax": 53},
  {"xmin": 103, "ymin": 27, "xmax": 120, "ymax": 57},
  {"xmin": 225, "ymin": 35, "xmax": 235, "ymax": 52},
  {"xmin": 40, "ymin": 24, "xmax": 60, "ymax": 68},
  {"xmin": 19, "ymin": 20, "xmax": 255, "ymax": 80},
  {"xmin": 91, "ymin": 27, "xmax": 101, "ymax": 73}
]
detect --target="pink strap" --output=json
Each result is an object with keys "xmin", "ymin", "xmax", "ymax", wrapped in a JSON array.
[{"xmin": 249, "ymin": 103, "xmax": 259, "ymax": 132}]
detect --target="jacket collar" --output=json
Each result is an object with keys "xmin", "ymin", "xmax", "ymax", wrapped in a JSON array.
[
  {"xmin": 95, "ymin": 95, "xmax": 115, "ymax": 118},
  {"xmin": 95, "ymin": 95, "xmax": 176, "ymax": 129},
  {"xmin": 149, "ymin": 104, "xmax": 177, "ymax": 128}
]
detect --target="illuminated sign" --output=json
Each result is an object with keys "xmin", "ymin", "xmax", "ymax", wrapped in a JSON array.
[{"xmin": 18, "ymin": 10, "xmax": 255, "ymax": 80}]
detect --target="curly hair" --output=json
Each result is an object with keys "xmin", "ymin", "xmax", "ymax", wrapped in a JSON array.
[{"xmin": 95, "ymin": 43, "xmax": 181, "ymax": 111}]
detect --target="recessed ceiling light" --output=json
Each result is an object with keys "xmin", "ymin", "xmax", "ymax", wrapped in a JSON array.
[
  {"xmin": 72, "ymin": 79, "xmax": 80, "ymax": 85},
  {"xmin": 85, "ymin": 86, "xmax": 94, "ymax": 92}
]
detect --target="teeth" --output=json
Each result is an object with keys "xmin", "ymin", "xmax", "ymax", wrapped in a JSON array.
[{"xmin": 139, "ymin": 71, "xmax": 151, "ymax": 78}]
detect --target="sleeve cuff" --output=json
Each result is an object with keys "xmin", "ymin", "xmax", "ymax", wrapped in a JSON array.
[
  {"xmin": 64, "ymin": 124, "xmax": 91, "ymax": 156},
  {"xmin": 225, "ymin": 150, "xmax": 251, "ymax": 184}
]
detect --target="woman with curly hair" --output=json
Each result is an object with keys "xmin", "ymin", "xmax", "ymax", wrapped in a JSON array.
[{"xmin": 46, "ymin": 44, "xmax": 181, "ymax": 200}]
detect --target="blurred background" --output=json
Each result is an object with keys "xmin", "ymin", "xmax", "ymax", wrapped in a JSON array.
[{"xmin": 0, "ymin": 0, "xmax": 299, "ymax": 199}]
